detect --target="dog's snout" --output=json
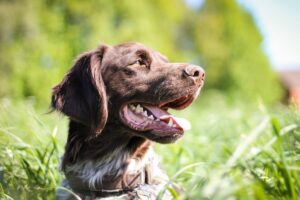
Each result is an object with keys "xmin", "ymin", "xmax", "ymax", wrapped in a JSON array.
[{"xmin": 184, "ymin": 65, "xmax": 205, "ymax": 81}]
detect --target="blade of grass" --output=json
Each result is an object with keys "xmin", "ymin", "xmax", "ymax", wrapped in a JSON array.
[
  {"xmin": 157, "ymin": 162, "xmax": 204, "ymax": 200},
  {"xmin": 271, "ymin": 117, "xmax": 296, "ymax": 200},
  {"xmin": 57, "ymin": 186, "xmax": 81, "ymax": 200},
  {"xmin": 226, "ymin": 117, "xmax": 269, "ymax": 167}
]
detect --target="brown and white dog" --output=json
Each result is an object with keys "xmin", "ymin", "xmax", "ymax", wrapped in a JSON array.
[{"xmin": 52, "ymin": 42, "xmax": 204, "ymax": 199}]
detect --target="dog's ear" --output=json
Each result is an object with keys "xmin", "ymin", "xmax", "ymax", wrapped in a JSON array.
[{"xmin": 52, "ymin": 45, "xmax": 108, "ymax": 136}]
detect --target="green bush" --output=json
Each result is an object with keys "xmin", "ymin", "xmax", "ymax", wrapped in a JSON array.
[{"xmin": 0, "ymin": 0, "xmax": 283, "ymax": 106}]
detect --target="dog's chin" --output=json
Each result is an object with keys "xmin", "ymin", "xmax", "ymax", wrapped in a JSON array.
[
  {"xmin": 119, "ymin": 90, "xmax": 200, "ymax": 143},
  {"xmin": 140, "ymin": 131, "xmax": 183, "ymax": 144}
]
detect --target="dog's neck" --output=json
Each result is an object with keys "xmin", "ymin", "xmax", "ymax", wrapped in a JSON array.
[{"xmin": 62, "ymin": 120, "xmax": 154, "ymax": 190}]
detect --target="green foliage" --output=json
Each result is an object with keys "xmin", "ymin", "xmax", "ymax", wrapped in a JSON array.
[
  {"xmin": 0, "ymin": 97, "xmax": 299, "ymax": 199},
  {"xmin": 0, "ymin": 99, "xmax": 67, "ymax": 199},
  {"xmin": 156, "ymin": 96, "xmax": 300, "ymax": 199},
  {"xmin": 0, "ymin": 135, "xmax": 60, "ymax": 199},
  {"xmin": 0, "ymin": 0, "xmax": 283, "ymax": 106},
  {"xmin": 0, "ymin": 0, "xmax": 189, "ymax": 106},
  {"xmin": 193, "ymin": 0, "xmax": 283, "ymax": 103}
]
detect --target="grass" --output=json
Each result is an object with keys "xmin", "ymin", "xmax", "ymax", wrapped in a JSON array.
[
  {"xmin": 0, "ymin": 94, "xmax": 299, "ymax": 200},
  {"xmin": 0, "ymin": 98, "xmax": 67, "ymax": 200}
]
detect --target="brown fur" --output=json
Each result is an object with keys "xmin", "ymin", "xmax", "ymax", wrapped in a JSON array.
[{"xmin": 52, "ymin": 42, "xmax": 204, "ymax": 198}]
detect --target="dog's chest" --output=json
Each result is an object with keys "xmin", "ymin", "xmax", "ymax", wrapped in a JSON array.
[{"xmin": 58, "ymin": 147, "xmax": 171, "ymax": 199}]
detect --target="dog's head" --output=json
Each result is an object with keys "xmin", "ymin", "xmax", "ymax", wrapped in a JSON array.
[{"xmin": 52, "ymin": 42, "xmax": 204, "ymax": 143}]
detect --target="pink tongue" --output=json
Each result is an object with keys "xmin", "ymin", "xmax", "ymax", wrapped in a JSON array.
[
  {"xmin": 143, "ymin": 105, "xmax": 169, "ymax": 117},
  {"xmin": 160, "ymin": 115, "xmax": 182, "ymax": 130},
  {"xmin": 160, "ymin": 115, "xmax": 191, "ymax": 131},
  {"xmin": 143, "ymin": 105, "xmax": 191, "ymax": 131}
]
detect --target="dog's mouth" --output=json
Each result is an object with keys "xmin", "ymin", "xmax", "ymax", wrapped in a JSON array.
[{"xmin": 120, "ymin": 92, "xmax": 198, "ymax": 142}]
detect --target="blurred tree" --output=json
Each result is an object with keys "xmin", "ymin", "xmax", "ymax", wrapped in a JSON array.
[
  {"xmin": 0, "ymin": 0, "xmax": 189, "ymax": 106},
  {"xmin": 0, "ymin": 0, "xmax": 283, "ymax": 106},
  {"xmin": 192, "ymin": 0, "xmax": 283, "ymax": 103}
]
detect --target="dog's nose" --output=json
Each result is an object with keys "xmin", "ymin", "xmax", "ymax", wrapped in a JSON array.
[{"xmin": 184, "ymin": 65, "xmax": 205, "ymax": 81}]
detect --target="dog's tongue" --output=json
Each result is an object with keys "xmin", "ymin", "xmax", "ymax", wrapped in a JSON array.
[
  {"xmin": 160, "ymin": 115, "xmax": 191, "ymax": 131},
  {"xmin": 143, "ymin": 105, "xmax": 191, "ymax": 131},
  {"xmin": 174, "ymin": 117, "xmax": 191, "ymax": 130}
]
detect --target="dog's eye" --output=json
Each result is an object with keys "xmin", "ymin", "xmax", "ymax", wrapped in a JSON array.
[
  {"xmin": 135, "ymin": 58, "xmax": 150, "ymax": 69},
  {"xmin": 136, "ymin": 58, "xmax": 144, "ymax": 65},
  {"xmin": 123, "ymin": 68, "xmax": 136, "ymax": 76},
  {"xmin": 129, "ymin": 59, "xmax": 144, "ymax": 67}
]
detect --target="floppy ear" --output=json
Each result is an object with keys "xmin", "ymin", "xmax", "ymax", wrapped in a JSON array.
[{"xmin": 51, "ymin": 45, "xmax": 108, "ymax": 136}]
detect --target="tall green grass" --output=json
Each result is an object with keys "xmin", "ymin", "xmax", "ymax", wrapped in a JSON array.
[
  {"xmin": 0, "ymin": 98, "xmax": 66, "ymax": 199},
  {"xmin": 0, "ymin": 95, "xmax": 299, "ymax": 199}
]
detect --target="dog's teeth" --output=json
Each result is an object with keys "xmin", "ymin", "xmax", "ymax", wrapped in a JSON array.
[
  {"xmin": 172, "ymin": 124, "xmax": 176, "ymax": 127},
  {"xmin": 168, "ymin": 119, "xmax": 173, "ymax": 127},
  {"xmin": 136, "ymin": 104, "xmax": 143, "ymax": 113},
  {"xmin": 143, "ymin": 111, "xmax": 148, "ymax": 117},
  {"xmin": 129, "ymin": 105, "xmax": 136, "ymax": 111},
  {"xmin": 148, "ymin": 115, "xmax": 154, "ymax": 120},
  {"xmin": 155, "ymin": 119, "xmax": 160, "ymax": 121}
]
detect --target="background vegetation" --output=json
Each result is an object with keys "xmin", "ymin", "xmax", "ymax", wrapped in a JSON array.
[{"xmin": 0, "ymin": 0, "xmax": 298, "ymax": 199}]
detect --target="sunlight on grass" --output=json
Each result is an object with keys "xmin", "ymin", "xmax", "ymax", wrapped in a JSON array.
[{"xmin": 0, "ymin": 97, "xmax": 300, "ymax": 199}]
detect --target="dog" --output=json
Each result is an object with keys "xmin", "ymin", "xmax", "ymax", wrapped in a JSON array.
[{"xmin": 52, "ymin": 42, "xmax": 204, "ymax": 199}]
